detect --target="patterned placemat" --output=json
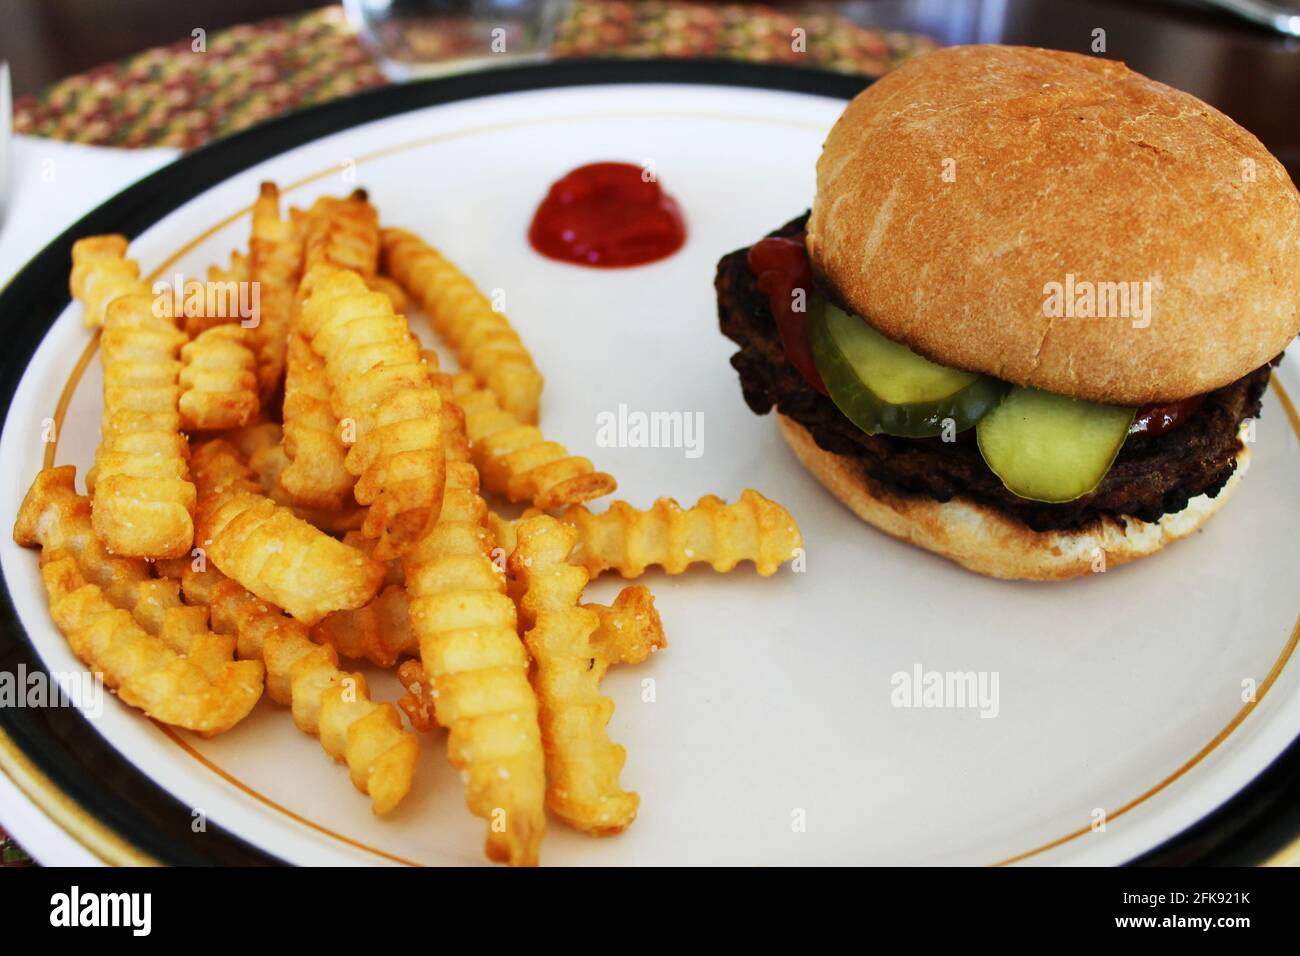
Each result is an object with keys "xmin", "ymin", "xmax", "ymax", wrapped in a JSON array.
[
  {"xmin": 12, "ymin": 2, "xmax": 933, "ymax": 151},
  {"xmin": 2, "ymin": 2, "xmax": 930, "ymax": 867}
]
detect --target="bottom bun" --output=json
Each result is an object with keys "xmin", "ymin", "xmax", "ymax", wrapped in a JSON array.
[{"xmin": 777, "ymin": 414, "xmax": 1252, "ymax": 581}]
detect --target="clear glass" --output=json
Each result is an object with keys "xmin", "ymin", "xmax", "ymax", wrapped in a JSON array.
[{"xmin": 343, "ymin": 0, "xmax": 570, "ymax": 80}]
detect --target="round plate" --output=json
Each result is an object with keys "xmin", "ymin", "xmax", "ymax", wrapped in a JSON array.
[{"xmin": 0, "ymin": 60, "xmax": 1297, "ymax": 866}]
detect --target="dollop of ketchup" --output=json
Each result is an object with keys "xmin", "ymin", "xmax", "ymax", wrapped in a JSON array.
[
  {"xmin": 746, "ymin": 234, "xmax": 827, "ymax": 394},
  {"xmin": 528, "ymin": 162, "xmax": 686, "ymax": 268},
  {"xmin": 1129, "ymin": 394, "xmax": 1206, "ymax": 437}
]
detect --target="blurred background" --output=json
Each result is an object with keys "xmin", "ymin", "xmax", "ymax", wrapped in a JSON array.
[{"xmin": 1, "ymin": 1, "xmax": 1297, "ymax": 177}]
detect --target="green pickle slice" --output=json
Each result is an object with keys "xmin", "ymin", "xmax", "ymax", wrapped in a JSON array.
[
  {"xmin": 976, "ymin": 387, "xmax": 1136, "ymax": 503},
  {"xmin": 809, "ymin": 300, "xmax": 1006, "ymax": 438}
]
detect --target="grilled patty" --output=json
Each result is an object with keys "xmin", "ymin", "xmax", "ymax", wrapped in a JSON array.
[{"xmin": 716, "ymin": 215, "xmax": 1272, "ymax": 533}]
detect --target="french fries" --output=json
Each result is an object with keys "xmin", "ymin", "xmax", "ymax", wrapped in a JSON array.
[
  {"xmin": 20, "ymin": 179, "xmax": 808, "ymax": 867},
  {"xmin": 161, "ymin": 558, "xmax": 419, "ymax": 813},
  {"xmin": 191, "ymin": 439, "xmax": 386, "ymax": 625},
  {"xmin": 383, "ymin": 227, "xmax": 544, "ymax": 424},
  {"xmin": 248, "ymin": 182, "xmax": 301, "ymax": 400},
  {"xmin": 222, "ymin": 421, "xmax": 365, "ymax": 533},
  {"xmin": 552, "ymin": 490, "xmax": 804, "ymax": 578},
  {"xmin": 178, "ymin": 324, "xmax": 260, "ymax": 431},
  {"xmin": 279, "ymin": 333, "xmax": 357, "ymax": 510},
  {"xmin": 72, "ymin": 238, "xmax": 196, "ymax": 559},
  {"xmin": 445, "ymin": 364, "xmax": 616, "ymax": 509},
  {"xmin": 69, "ymin": 235, "xmax": 140, "ymax": 328},
  {"xmin": 400, "ymin": 369, "xmax": 546, "ymax": 866},
  {"xmin": 509, "ymin": 514, "xmax": 639, "ymax": 836},
  {"xmin": 15, "ymin": 468, "xmax": 262, "ymax": 735},
  {"xmin": 300, "ymin": 268, "xmax": 446, "ymax": 559}
]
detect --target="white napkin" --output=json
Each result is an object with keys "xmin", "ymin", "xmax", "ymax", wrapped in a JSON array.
[
  {"xmin": 0, "ymin": 135, "xmax": 178, "ymax": 288},
  {"xmin": 0, "ymin": 134, "xmax": 177, "ymax": 864}
]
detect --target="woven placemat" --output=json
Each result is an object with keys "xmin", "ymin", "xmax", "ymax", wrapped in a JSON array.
[{"xmin": 12, "ymin": 2, "xmax": 932, "ymax": 151}]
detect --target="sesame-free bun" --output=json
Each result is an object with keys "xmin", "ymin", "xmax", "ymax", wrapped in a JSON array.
[
  {"xmin": 777, "ymin": 415, "xmax": 1250, "ymax": 580},
  {"xmin": 806, "ymin": 45, "xmax": 1300, "ymax": 405}
]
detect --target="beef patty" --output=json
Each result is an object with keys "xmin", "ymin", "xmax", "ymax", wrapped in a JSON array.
[{"xmin": 716, "ymin": 215, "xmax": 1272, "ymax": 533}]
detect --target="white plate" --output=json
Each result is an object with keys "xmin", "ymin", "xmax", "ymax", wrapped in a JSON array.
[{"xmin": 1, "ymin": 67, "xmax": 1297, "ymax": 866}]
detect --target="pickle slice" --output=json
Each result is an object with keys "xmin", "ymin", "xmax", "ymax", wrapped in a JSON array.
[
  {"xmin": 976, "ymin": 387, "xmax": 1136, "ymax": 503},
  {"xmin": 809, "ymin": 300, "xmax": 1007, "ymax": 438}
]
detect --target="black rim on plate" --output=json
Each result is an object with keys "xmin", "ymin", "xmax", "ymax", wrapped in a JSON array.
[{"xmin": 0, "ymin": 57, "xmax": 1294, "ymax": 866}]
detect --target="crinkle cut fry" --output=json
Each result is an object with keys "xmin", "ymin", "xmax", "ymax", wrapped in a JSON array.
[
  {"xmin": 445, "ymin": 365, "xmax": 616, "ymax": 510},
  {"xmin": 400, "ymin": 370, "xmax": 546, "ymax": 867},
  {"xmin": 221, "ymin": 421, "xmax": 365, "ymax": 533},
  {"xmin": 509, "ymin": 514, "xmax": 640, "ymax": 835},
  {"xmin": 320, "ymin": 576, "xmax": 665, "ymax": 671},
  {"xmin": 248, "ymin": 181, "xmax": 302, "ymax": 400},
  {"xmin": 279, "ymin": 332, "xmax": 357, "ymax": 510},
  {"xmin": 179, "ymin": 324, "xmax": 260, "ymax": 431},
  {"xmin": 69, "ymin": 235, "xmax": 144, "ymax": 328},
  {"xmin": 159, "ymin": 558, "xmax": 418, "ymax": 814},
  {"xmin": 300, "ymin": 268, "xmax": 446, "ymax": 559},
  {"xmin": 191, "ymin": 439, "xmax": 385, "ymax": 625},
  {"xmin": 553, "ymin": 489, "xmax": 804, "ymax": 579},
  {"xmin": 14, "ymin": 467, "xmax": 262, "ymax": 736},
  {"xmin": 396, "ymin": 583, "xmax": 665, "ymax": 730},
  {"xmin": 76, "ymin": 246, "xmax": 195, "ymax": 559},
  {"xmin": 382, "ymin": 228, "xmax": 543, "ymax": 424},
  {"xmin": 278, "ymin": 189, "xmax": 379, "ymax": 510}
]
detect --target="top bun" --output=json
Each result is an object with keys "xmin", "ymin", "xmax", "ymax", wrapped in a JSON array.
[{"xmin": 807, "ymin": 45, "xmax": 1300, "ymax": 404}]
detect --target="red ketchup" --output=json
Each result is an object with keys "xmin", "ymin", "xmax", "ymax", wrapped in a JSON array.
[
  {"xmin": 1129, "ymin": 394, "xmax": 1206, "ymax": 437},
  {"xmin": 528, "ymin": 162, "xmax": 686, "ymax": 267},
  {"xmin": 746, "ymin": 235, "xmax": 827, "ymax": 394}
]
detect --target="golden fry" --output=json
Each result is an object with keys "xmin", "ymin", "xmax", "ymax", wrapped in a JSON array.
[
  {"xmin": 509, "ymin": 514, "xmax": 639, "ymax": 835},
  {"xmin": 400, "ymin": 371, "xmax": 546, "ymax": 866},
  {"xmin": 164, "ymin": 559, "xmax": 418, "ymax": 813},
  {"xmin": 447, "ymin": 366, "xmax": 616, "ymax": 510},
  {"xmin": 279, "ymin": 333, "xmax": 356, "ymax": 510},
  {"xmin": 555, "ymin": 489, "xmax": 804, "ymax": 578},
  {"xmin": 300, "ymin": 268, "xmax": 446, "ymax": 559},
  {"xmin": 248, "ymin": 182, "xmax": 302, "ymax": 399},
  {"xmin": 312, "ymin": 583, "xmax": 412, "ymax": 669},
  {"xmin": 192, "ymin": 440, "xmax": 385, "ymax": 625},
  {"xmin": 73, "ymin": 239, "xmax": 195, "ymax": 558},
  {"xmin": 382, "ymin": 228, "xmax": 543, "ymax": 424},
  {"xmin": 69, "ymin": 235, "xmax": 141, "ymax": 328},
  {"xmin": 15, "ymin": 467, "xmax": 262, "ymax": 735},
  {"xmin": 220, "ymin": 421, "xmax": 365, "ymax": 533},
  {"xmin": 179, "ymin": 324, "xmax": 260, "ymax": 431}
]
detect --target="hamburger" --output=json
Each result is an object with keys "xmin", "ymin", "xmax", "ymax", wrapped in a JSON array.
[{"xmin": 716, "ymin": 45, "xmax": 1299, "ymax": 580}]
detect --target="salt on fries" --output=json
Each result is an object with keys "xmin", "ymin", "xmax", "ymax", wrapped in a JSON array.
[
  {"xmin": 71, "ymin": 237, "xmax": 196, "ymax": 559},
  {"xmin": 383, "ymin": 227, "xmax": 544, "ymax": 424},
  {"xmin": 178, "ymin": 325, "xmax": 260, "ymax": 431},
  {"xmin": 15, "ymin": 181, "xmax": 803, "ymax": 865},
  {"xmin": 15, "ymin": 468, "xmax": 263, "ymax": 735}
]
